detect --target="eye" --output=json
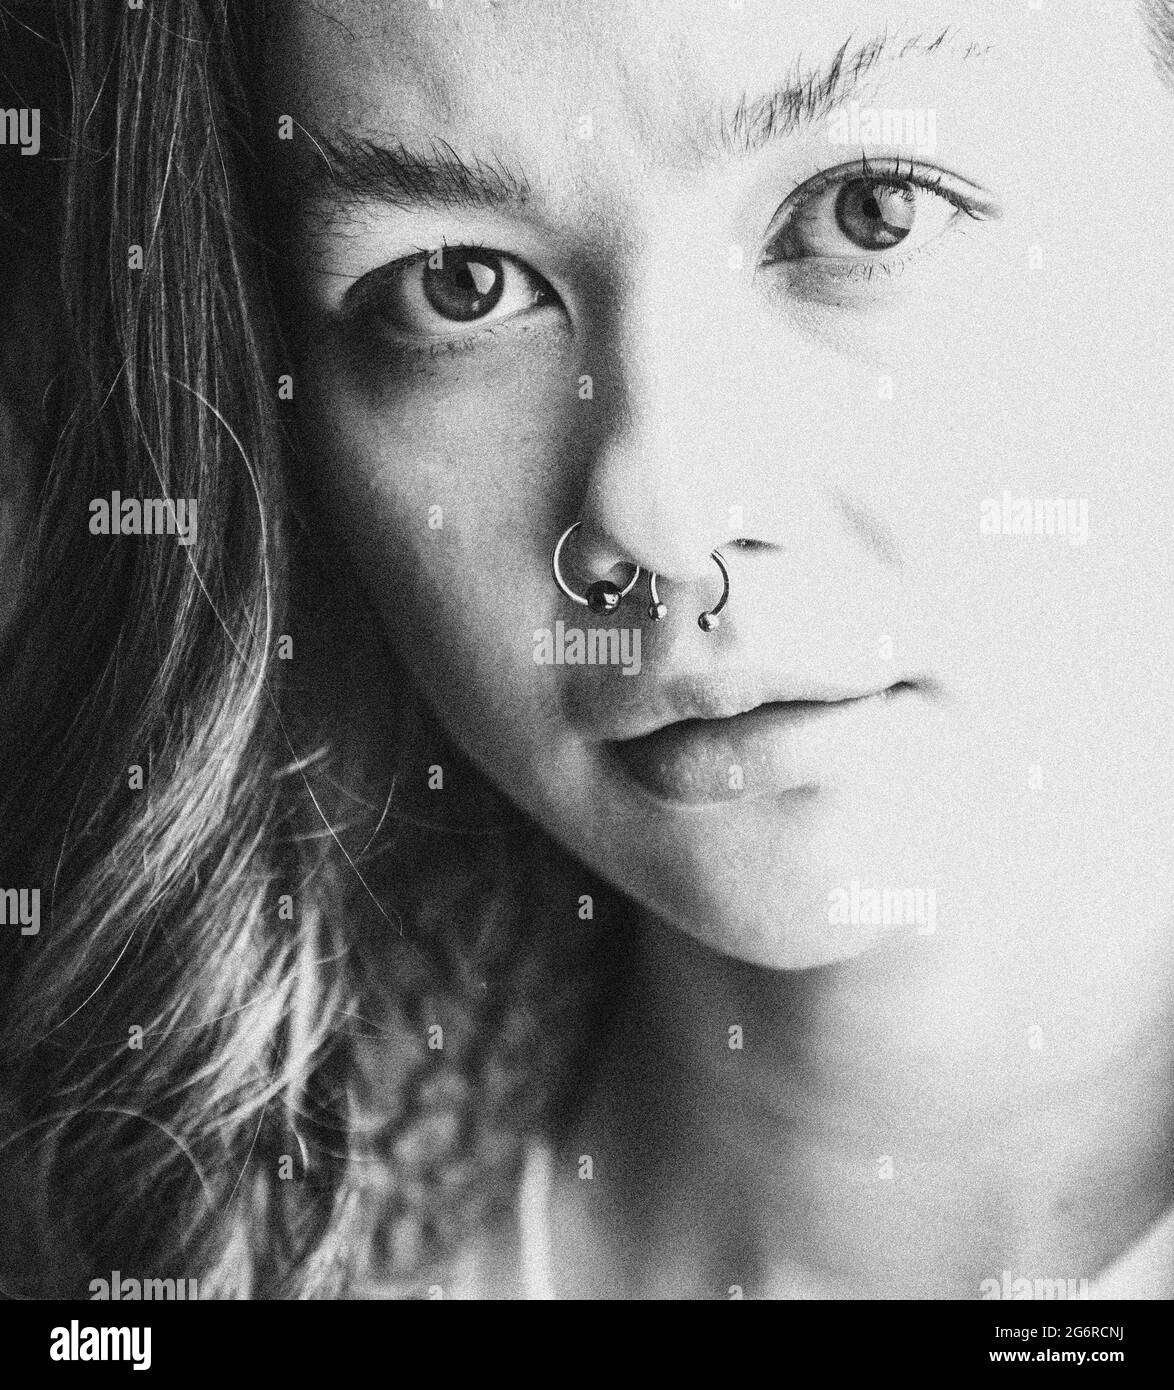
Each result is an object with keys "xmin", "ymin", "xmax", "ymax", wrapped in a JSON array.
[
  {"xmin": 763, "ymin": 159, "xmax": 993, "ymax": 267},
  {"xmin": 359, "ymin": 245, "xmax": 555, "ymax": 339}
]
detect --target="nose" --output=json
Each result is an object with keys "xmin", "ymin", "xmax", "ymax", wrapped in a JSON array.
[
  {"xmin": 569, "ymin": 243, "xmax": 797, "ymax": 589},
  {"xmin": 573, "ymin": 332, "xmax": 742, "ymax": 585}
]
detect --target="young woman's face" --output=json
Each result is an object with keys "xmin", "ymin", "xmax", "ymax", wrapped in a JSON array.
[{"xmin": 278, "ymin": 1, "xmax": 1174, "ymax": 970}]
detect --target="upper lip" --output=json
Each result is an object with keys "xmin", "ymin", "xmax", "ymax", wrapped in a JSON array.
[{"xmin": 567, "ymin": 669, "xmax": 925, "ymax": 743}]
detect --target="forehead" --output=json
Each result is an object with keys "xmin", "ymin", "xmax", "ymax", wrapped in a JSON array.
[{"xmin": 273, "ymin": 0, "xmax": 1150, "ymax": 166}]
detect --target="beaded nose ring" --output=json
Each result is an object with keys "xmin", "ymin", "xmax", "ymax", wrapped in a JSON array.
[
  {"xmin": 552, "ymin": 522, "xmax": 730, "ymax": 632},
  {"xmin": 551, "ymin": 521, "xmax": 642, "ymax": 615}
]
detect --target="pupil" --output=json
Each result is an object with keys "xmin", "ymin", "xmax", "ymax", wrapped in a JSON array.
[
  {"xmin": 835, "ymin": 180, "xmax": 916, "ymax": 251},
  {"xmin": 423, "ymin": 249, "xmax": 505, "ymax": 322}
]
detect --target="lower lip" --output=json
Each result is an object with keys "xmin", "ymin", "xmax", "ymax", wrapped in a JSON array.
[{"xmin": 609, "ymin": 686, "xmax": 919, "ymax": 805}]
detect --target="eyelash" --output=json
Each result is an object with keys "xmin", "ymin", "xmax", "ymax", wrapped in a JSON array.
[
  {"xmin": 804, "ymin": 154, "xmax": 987, "ymax": 218},
  {"xmin": 762, "ymin": 154, "xmax": 991, "ymax": 271},
  {"xmin": 358, "ymin": 240, "xmax": 546, "ymax": 362},
  {"xmin": 791, "ymin": 225, "xmax": 971, "ymax": 287},
  {"xmin": 426, "ymin": 329, "xmax": 495, "ymax": 357},
  {"xmin": 360, "ymin": 158, "xmax": 993, "ymax": 359}
]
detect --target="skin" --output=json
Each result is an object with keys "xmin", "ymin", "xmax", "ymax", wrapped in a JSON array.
[{"xmin": 274, "ymin": 1, "xmax": 1174, "ymax": 1296}]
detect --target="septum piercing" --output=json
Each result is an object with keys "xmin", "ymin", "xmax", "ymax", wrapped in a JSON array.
[{"xmin": 552, "ymin": 522, "xmax": 730, "ymax": 632}]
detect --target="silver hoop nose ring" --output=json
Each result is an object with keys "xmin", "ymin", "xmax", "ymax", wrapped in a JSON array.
[
  {"xmin": 552, "ymin": 521, "xmax": 642, "ymax": 616},
  {"xmin": 647, "ymin": 549, "xmax": 730, "ymax": 632}
]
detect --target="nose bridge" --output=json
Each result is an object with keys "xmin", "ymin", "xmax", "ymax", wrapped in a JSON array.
[{"xmin": 577, "ymin": 242, "xmax": 752, "ymax": 581}]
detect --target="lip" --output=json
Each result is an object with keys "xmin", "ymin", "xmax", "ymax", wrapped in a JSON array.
[
  {"xmin": 606, "ymin": 681, "xmax": 924, "ymax": 805},
  {"xmin": 568, "ymin": 667, "xmax": 919, "ymax": 742}
]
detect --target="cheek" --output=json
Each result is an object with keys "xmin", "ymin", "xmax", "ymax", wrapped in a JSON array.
[
  {"xmin": 297, "ymin": 328, "xmax": 590, "ymax": 780},
  {"xmin": 852, "ymin": 138, "xmax": 1174, "ymax": 724}
]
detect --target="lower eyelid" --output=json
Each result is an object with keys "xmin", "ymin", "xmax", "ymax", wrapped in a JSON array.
[
  {"xmin": 773, "ymin": 223, "xmax": 970, "ymax": 294},
  {"xmin": 425, "ymin": 331, "xmax": 496, "ymax": 358},
  {"xmin": 812, "ymin": 233, "xmax": 949, "ymax": 276},
  {"xmin": 367, "ymin": 301, "xmax": 566, "ymax": 364},
  {"xmin": 365, "ymin": 323, "xmax": 497, "ymax": 362}
]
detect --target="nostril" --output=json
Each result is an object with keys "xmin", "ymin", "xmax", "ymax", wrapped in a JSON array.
[{"xmin": 569, "ymin": 526, "xmax": 634, "ymax": 583}]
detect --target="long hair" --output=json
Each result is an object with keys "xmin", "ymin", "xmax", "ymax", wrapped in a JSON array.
[{"xmin": 0, "ymin": 0, "xmax": 627, "ymax": 1298}]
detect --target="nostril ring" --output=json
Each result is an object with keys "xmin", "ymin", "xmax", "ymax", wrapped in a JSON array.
[
  {"xmin": 551, "ymin": 521, "xmax": 642, "ymax": 615},
  {"xmin": 645, "ymin": 550, "xmax": 730, "ymax": 632},
  {"xmin": 647, "ymin": 573, "xmax": 668, "ymax": 622}
]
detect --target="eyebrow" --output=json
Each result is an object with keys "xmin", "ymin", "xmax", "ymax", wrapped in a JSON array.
[
  {"xmin": 298, "ymin": 26, "xmax": 986, "ymax": 216},
  {"xmin": 305, "ymin": 132, "xmax": 532, "ymax": 213},
  {"xmin": 713, "ymin": 27, "xmax": 988, "ymax": 157}
]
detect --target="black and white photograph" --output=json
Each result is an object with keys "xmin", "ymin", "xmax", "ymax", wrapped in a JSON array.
[{"xmin": 0, "ymin": 0, "xmax": 1171, "ymax": 1360}]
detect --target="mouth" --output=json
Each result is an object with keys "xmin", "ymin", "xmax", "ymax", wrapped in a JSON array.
[{"xmin": 606, "ymin": 680, "xmax": 924, "ymax": 805}]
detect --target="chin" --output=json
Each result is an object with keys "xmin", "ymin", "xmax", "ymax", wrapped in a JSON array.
[
  {"xmin": 629, "ymin": 862, "xmax": 904, "ymax": 971},
  {"xmin": 590, "ymin": 780, "xmax": 939, "ymax": 970}
]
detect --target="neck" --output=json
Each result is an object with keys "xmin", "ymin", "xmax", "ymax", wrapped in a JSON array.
[{"xmin": 554, "ymin": 912, "xmax": 1174, "ymax": 1299}]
